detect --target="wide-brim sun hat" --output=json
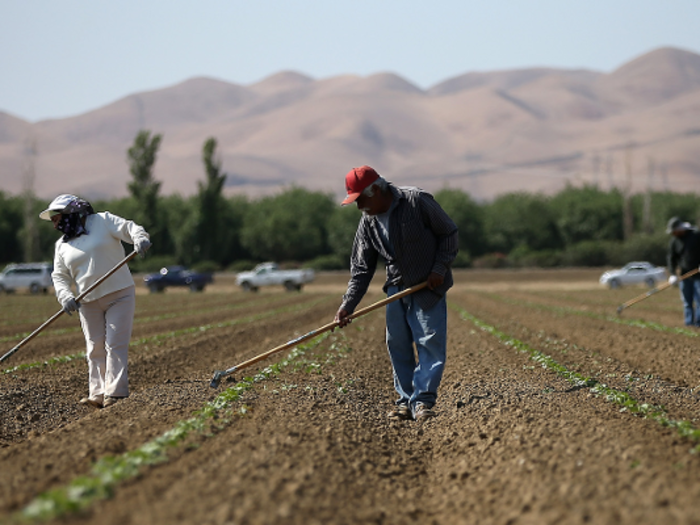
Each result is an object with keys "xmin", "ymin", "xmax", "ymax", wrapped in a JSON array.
[{"xmin": 39, "ymin": 194, "xmax": 79, "ymax": 221}]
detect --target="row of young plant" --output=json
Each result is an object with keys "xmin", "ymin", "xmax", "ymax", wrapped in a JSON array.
[
  {"xmin": 452, "ymin": 304, "xmax": 700, "ymax": 453},
  {"xmin": 0, "ymin": 280, "xmax": 248, "ymax": 329},
  {"xmin": 0, "ymin": 286, "xmax": 301, "ymax": 349},
  {"xmin": 480, "ymin": 291, "xmax": 699, "ymax": 338},
  {"xmin": 11, "ymin": 331, "xmax": 353, "ymax": 524},
  {"xmin": 2, "ymin": 295, "xmax": 335, "ymax": 376}
]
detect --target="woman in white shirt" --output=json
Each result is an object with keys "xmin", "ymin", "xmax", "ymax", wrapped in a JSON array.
[{"xmin": 40, "ymin": 194, "xmax": 151, "ymax": 409}]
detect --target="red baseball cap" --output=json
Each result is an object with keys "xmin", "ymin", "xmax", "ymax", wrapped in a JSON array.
[{"xmin": 341, "ymin": 166, "xmax": 380, "ymax": 205}]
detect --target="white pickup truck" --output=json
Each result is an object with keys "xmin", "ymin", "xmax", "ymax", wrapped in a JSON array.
[{"xmin": 235, "ymin": 262, "xmax": 315, "ymax": 292}]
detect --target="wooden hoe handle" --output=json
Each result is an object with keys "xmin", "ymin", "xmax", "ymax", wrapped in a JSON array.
[
  {"xmin": 616, "ymin": 267, "xmax": 700, "ymax": 314},
  {"xmin": 210, "ymin": 281, "xmax": 430, "ymax": 388},
  {"xmin": 0, "ymin": 251, "xmax": 138, "ymax": 364}
]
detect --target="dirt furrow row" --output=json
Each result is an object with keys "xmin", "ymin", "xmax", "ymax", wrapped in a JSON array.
[
  {"xmin": 451, "ymin": 290, "xmax": 700, "ymax": 426},
  {"xmin": 0, "ymin": 292, "xmax": 316, "ymax": 367},
  {"xmin": 4, "ymin": 273, "xmax": 700, "ymax": 524},
  {"xmin": 35, "ymin": 295, "xmax": 700, "ymax": 525},
  {"xmin": 498, "ymin": 287, "xmax": 687, "ymax": 329},
  {"xmin": 0, "ymin": 292, "xmax": 346, "ymax": 513}
]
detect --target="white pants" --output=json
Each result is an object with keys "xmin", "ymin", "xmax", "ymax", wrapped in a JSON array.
[{"xmin": 78, "ymin": 286, "xmax": 135, "ymax": 400}]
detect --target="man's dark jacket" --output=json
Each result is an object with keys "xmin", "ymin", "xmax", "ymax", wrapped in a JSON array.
[
  {"xmin": 340, "ymin": 184, "xmax": 459, "ymax": 313},
  {"xmin": 668, "ymin": 229, "xmax": 700, "ymax": 277}
]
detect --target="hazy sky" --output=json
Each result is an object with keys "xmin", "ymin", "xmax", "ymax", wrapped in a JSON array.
[{"xmin": 2, "ymin": 0, "xmax": 699, "ymax": 122}]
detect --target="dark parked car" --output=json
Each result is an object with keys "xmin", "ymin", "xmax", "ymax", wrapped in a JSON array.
[{"xmin": 143, "ymin": 266, "xmax": 213, "ymax": 293}]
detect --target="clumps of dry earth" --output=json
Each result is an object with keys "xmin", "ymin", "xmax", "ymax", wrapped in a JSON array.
[{"xmin": 2, "ymin": 269, "xmax": 700, "ymax": 524}]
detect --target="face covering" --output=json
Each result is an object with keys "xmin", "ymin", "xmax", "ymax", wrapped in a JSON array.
[{"xmin": 55, "ymin": 198, "xmax": 95, "ymax": 241}]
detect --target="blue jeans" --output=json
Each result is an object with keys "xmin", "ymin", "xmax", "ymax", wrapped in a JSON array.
[
  {"xmin": 385, "ymin": 285, "xmax": 447, "ymax": 414},
  {"xmin": 680, "ymin": 278, "xmax": 700, "ymax": 326}
]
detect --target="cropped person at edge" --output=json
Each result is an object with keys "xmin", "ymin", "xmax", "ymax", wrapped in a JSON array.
[
  {"xmin": 667, "ymin": 217, "xmax": 700, "ymax": 327},
  {"xmin": 40, "ymin": 194, "xmax": 151, "ymax": 409},
  {"xmin": 334, "ymin": 166, "xmax": 459, "ymax": 422}
]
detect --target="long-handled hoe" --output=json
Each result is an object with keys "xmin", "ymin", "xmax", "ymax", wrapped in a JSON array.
[
  {"xmin": 0, "ymin": 251, "xmax": 138, "ymax": 364},
  {"xmin": 616, "ymin": 267, "xmax": 700, "ymax": 314},
  {"xmin": 209, "ymin": 281, "xmax": 429, "ymax": 388}
]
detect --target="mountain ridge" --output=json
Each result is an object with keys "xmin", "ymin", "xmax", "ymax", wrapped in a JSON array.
[{"xmin": 2, "ymin": 46, "xmax": 699, "ymax": 201}]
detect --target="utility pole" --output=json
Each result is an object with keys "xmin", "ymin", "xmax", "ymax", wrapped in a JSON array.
[
  {"xmin": 22, "ymin": 136, "xmax": 40, "ymax": 262},
  {"xmin": 605, "ymin": 154, "xmax": 615, "ymax": 190},
  {"xmin": 660, "ymin": 161, "xmax": 669, "ymax": 191},
  {"xmin": 622, "ymin": 147, "xmax": 634, "ymax": 241},
  {"xmin": 591, "ymin": 152, "xmax": 601, "ymax": 187},
  {"xmin": 642, "ymin": 157, "xmax": 655, "ymax": 234}
]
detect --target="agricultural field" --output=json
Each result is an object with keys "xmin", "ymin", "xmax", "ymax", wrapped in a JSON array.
[{"xmin": 2, "ymin": 268, "xmax": 700, "ymax": 524}]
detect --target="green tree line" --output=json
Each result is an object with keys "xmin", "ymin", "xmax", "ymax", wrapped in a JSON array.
[{"xmin": 3, "ymin": 130, "xmax": 700, "ymax": 272}]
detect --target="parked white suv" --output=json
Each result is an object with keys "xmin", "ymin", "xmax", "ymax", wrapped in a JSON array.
[
  {"xmin": 0, "ymin": 263, "xmax": 54, "ymax": 294},
  {"xmin": 235, "ymin": 262, "xmax": 315, "ymax": 292}
]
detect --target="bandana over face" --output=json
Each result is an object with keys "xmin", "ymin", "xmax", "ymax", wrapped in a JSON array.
[{"xmin": 55, "ymin": 198, "xmax": 95, "ymax": 241}]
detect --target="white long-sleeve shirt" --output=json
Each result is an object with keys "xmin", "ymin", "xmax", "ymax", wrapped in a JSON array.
[{"xmin": 52, "ymin": 212, "xmax": 150, "ymax": 304}]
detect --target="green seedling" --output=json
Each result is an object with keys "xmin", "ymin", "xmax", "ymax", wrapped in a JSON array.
[
  {"xmin": 483, "ymin": 292, "xmax": 699, "ymax": 338},
  {"xmin": 14, "ymin": 330, "xmax": 351, "ymax": 524},
  {"xmin": 3, "ymin": 297, "xmax": 334, "ymax": 377},
  {"xmin": 453, "ymin": 304, "xmax": 700, "ymax": 455}
]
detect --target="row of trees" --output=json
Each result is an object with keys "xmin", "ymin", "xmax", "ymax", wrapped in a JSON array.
[{"xmin": 3, "ymin": 129, "xmax": 700, "ymax": 272}]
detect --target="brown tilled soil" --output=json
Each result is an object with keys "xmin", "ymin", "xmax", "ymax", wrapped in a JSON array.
[{"xmin": 2, "ymin": 269, "xmax": 700, "ymax": 524}]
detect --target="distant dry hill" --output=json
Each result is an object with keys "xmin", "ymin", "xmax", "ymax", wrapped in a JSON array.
[{"xmin": 1, "ymin": 46, "xmax": 699, "ymax": 202}]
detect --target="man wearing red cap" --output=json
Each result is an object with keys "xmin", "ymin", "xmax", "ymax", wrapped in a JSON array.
[{"xmin": 335, "ymin": 165, "xmax": 458, "ymax": 422}]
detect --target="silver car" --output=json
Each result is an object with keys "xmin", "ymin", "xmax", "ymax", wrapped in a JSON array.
[
  {"xmin": 599, "ymin": 261, "xmax": 667, "ymax": 289},
  {"xmin": 0, "ymin": 262, "xmax": 54, "ymax": 294}
]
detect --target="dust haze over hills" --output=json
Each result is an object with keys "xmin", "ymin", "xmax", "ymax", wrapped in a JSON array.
[{"xmin": 1, "ymin": 46, "xmax": 699, "ymax": 202}]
